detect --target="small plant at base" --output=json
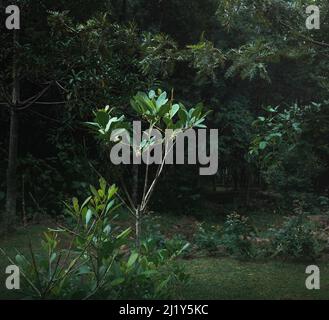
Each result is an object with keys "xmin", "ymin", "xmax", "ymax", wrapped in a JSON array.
[
  {"xmin": 222, "ymin": 212, "xmax": 254, "ymax": 258},
  {"xmin": 194, "ymin": 223, "xmax": 222, "ymax": 254}
]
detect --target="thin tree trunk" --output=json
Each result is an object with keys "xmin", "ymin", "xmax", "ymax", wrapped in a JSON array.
[
  {"xmin": 135, "ymin": 207, "xmax": 141, "ymax": 250},
  {"xmin": 22, "ymin": 175, "xmax": 27, "ymax": 226},
  {"xmin": 132, "ymin": 164, "xmax": 139, "ymax": 205},
  {"xmin": 5, "ymin": 99, "xmax": 19, "ymax": 232},
  {"xmin": 5, "ymin": 30, "xmax": 19, "ymax": 233}
]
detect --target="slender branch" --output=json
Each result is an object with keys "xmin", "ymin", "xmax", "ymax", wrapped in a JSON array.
[
  {"xmin": 141, "ymin": 138, "xmax": 176, "ymax": 211},
  {"xmin": 28, "ymin": 240, "xmax": 42, "ymax": 293},
  {"xmin": 17, "ymin": 84, "xmax": 52, "ymax": 111},
  {"xmin": 34, "ymin": 101, "xmax": 66, "ymax": 105},
  {"xmin": 141, "ymin": 162, "xmax": 150, "ymax": 210},
  {"xmin": 141, "ymin": 124, "xmax": 154, "ymax": 209},
  {"xmin": 280, "ymin": 21, "xmax": 329, "ymax": 49},
  {"xmin": 42, "ymin": 252, "xmax": 62, "ymax": 297},
  {"xmin": 54, "ymin": 80, "xmax": 69, "ymax": 93},
  {"xmin": 119, "ymin": 175, "xmax": 137, "ymax": 211},
  {"xmin": 83, "ymin": 254, "xmax": 117, "ymax": 300}
]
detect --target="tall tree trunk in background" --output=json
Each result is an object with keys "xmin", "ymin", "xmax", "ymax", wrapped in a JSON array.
[{"xmin": 5, "ymin": 30, "xmax": 19, "ymax": 233}]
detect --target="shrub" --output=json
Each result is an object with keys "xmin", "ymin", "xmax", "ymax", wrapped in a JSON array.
[
  {"xmin": 104, "ymin": 239, "xmax": 190, "ymax": 300},
  {"xmin": 194, "ymin": 223, "xmax": 222, "ymax": 254},
  {"xmin": 221, "ymin": 213, "xmax": 254, "ymax": 258},
  {"xmin": 114, "ymin": 238, "xmax": 190, "ymax": 300},
  {"xmin": 270, "ymin": 215, "xmax": 324, "ymax": 260},
  {"xmin": 3, "ymin": 179, "xmax": 188, "ymax": 299}
]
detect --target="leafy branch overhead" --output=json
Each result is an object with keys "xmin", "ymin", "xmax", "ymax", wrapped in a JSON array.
[{"xmin": 88, "ymin": 89, "xmax": 211, "ymax": 142}]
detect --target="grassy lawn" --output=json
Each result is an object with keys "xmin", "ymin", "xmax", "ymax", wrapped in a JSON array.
[
  {"xmin": 182, "ymin": 258, "xmax": 329, "ymax": 300},
  {"xmin": 0, "ymin": 225, "xmax": 46, "ymax": 299},
  {"xmin": 0, "ymin": 223, "xmax": 328, "ymax": 300}
]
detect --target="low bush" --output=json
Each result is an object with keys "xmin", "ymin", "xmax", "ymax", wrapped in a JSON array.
[
  {"xmin": 269, "ymin": 215, "xmax": 324, "ymax": 260},
  {"xmin": 193, "ymin": 223, "xmax": 222, "ymax": 254},
  {"xmin": 221, "ymin": 213, "xmax": 255, "ymax": 258},
  {"xmin": 3, "ymin": 179, "xmax": 189, "ymax": 299}
]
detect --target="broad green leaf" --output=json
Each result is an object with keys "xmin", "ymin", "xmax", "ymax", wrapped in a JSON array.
[
  {"xmin": 72, "ymin": 197, "xmax": 79, "ymax": 213},
  {"xmin": 103, "ymin": 225, "xmax": 111, "ymax": 235},
  {"xmin": 156, "ymin": 92, "xmax": 168, "ymax": 109},
  {"xmin": 108, "ymin": 185, "xmax": 118, "ymax": 199},
  {"xmin": 130, "ymin": 99, "xmax": 142, "ymax": 114},
  {"xmin": 158, "ymin": 104, "xmax": 171, "ymax": 117},
  {"xmin": 50, "ymin": 253, "xmax": 57, "ymax": 264},
  {"xmin": 99, "ymin": 178, "xmax": 107, "ymax": 193},
  {"xmin": 80, "ymin": 196, "xmax": 92, "ymax": 211},
  {"xmin": 98, "ymin": 189, "xmax": 105, "ymax": 197},
  {"xmin": 177, "ymin": 243, "xmax": 190, "ymax": 255},
  {"xmin": 15, "ymin": 254, "xmax": 25, "ymax": 265},
  {"xmin": 192, "ymin": 103, "xmax": 203, "ymax": 119},
  {"xmin": 96, "ymin": 111, "xmax": 110, "ymax": 128},
  {"xmin": 105, "ymin": 200, "xmax": 115, "ymax": 214},
  {"xmin": 116, "ymin": 227, "xmax": 132, "ymax": 240},
  {"xmin": 259, "ymin": 141, "xmax": 267, "ymax": 150},
  {"xmin": 127, "ymin": 252, "xmax": 139, "ymax": 268},
  {"xmin": 90, "ymin": 185, "xmax": 99, "ymax": 198},
  {"xmin": 170, "ymin": 104, "xmax": 180, "ymax": 119},
  {"xmin": 111, "ymin": 278, "xmax": 125, "ymax": 286},
  {"xmin": 86, "ymin": 209, "xmax": 93, "ymax": 225},
  {"xmin": 178, "ymin": 107, "xmax": 188, "ymax": 123}
]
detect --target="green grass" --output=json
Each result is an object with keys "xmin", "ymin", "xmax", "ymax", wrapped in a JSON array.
[
  {"xmin": 0, "ymin": 225, "xmax": 46, "ymax": 299},
  {"xmin": 1, "ymin": 224, "xmax": 328, "ymax": 300},
  {"xmin": 181, "ymin": 257, "xmax": 329, "ymax": 300}
]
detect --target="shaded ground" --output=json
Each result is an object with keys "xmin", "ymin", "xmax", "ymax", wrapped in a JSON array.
[
  {"xmin": 182, "ymin": 258, "xmax": 329, "ymax": 300},
  {"xmin": 0, "ymin": 221, "xmax": 328, "ymax": 300},
  {"xmin": 0, "ymin": 225, "xmax": 45, "ymax": 299}
]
